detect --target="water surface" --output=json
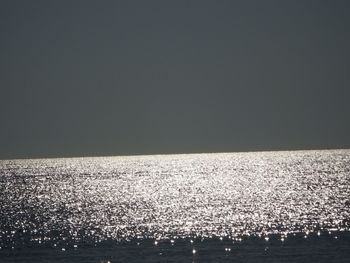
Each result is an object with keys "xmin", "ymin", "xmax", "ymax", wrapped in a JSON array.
[{"xmin": 1, "ymin": 150, "xmax": 350, "ymax": 262}]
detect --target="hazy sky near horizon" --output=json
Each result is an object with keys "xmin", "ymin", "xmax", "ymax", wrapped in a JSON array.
[{"xmin": 1, "ymin": 0, "xmax": 350, "ymax": 159}]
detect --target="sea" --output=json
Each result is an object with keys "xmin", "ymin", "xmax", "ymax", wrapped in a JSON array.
[{"xmin": 1, "ymin": 149, "xmax": 350, "ymax": 262}]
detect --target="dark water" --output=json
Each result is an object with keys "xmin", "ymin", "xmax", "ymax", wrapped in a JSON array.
[{"xmin": 1, "ymin": 150, "xmax": 350, "ymax": 262}]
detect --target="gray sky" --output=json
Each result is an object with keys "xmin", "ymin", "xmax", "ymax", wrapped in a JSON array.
[{"xmin": 1, "ymin": 0, "xmax": 350, "ymax": 159}]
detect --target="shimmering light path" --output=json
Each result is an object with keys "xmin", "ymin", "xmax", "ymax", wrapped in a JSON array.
[{"xmin": 1, "ymin": 150, "xmax": 350, "ymax": 261}]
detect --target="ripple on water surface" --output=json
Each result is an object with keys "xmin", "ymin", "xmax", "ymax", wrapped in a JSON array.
[{"xmin": 0, "ymin": 150, "xmax": 350, "ymax": 261}]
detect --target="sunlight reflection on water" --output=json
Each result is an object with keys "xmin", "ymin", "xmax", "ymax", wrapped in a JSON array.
[{"xmin": 0, "ymin": 150, "xmax": 350, "ymax": 252}]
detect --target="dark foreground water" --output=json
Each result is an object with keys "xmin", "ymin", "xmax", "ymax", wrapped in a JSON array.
[{"xmin": 1, "ymin": 149, "xmax": 350, "ymax": 262}]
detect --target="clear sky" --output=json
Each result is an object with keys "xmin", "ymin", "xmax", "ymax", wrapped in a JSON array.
[{"xmin": 1, "ymin": 0, "xmax": 350, "ymax": 159}]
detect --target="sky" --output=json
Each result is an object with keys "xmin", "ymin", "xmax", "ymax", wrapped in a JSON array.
[{"xmin": 1, "ymin": 0, "xmax": 350, "ymax": 159}]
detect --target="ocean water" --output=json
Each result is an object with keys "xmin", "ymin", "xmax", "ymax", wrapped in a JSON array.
[{"xmin": 1, "ymin": 149, "xmax": 350, "ymax": 262}]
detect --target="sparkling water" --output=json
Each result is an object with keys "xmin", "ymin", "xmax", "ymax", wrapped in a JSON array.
[{"xmin": 1, "ymin": 150, "xmax": 350, "ymax": 262}]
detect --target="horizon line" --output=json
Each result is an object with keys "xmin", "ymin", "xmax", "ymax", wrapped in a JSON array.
[{"xmin": 1, "ymin": 147, "xmax": 349, "ymax": 162}]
